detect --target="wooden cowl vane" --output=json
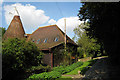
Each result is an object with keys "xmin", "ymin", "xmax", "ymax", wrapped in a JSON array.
[{"xmin": 3, "ymin": 16, "xmax": 25, "ymax": 40}]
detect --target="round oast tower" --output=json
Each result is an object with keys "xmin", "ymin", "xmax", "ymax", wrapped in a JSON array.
[{"xmin": 3, "ymin": 16, "xmax": 25, "ymax": 40}]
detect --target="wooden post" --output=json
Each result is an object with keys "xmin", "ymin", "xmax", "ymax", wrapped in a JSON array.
[
  {"xmin": 64, "ymin": 18, "xmax": 66, "ymax": 53},
  {"xmin": 14, "ymin": 6, "xmax": 19, "ymax": 16}
]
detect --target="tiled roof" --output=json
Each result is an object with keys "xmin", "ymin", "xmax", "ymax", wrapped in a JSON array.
[
  {"xmin": 3, "ymin": 16, "xmax": 25, "ymax": 40},
  {"xmin": 27, "ymin": 25, "xmax": 78, "ymax": 50}
]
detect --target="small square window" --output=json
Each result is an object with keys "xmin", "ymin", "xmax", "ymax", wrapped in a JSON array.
[
  {"xmin": 36, "ymin": 39, "xmax": 40, "ymax": 44},
  {"xmin": 44, "ymin": 38, "xmax": 47, "ymax": 43},
  {"xmin": 32, "ymin": 39, "xmax": 35, "ymax": 42},
  {"xmin": 54, "ymin": 37, "xmax": 59, "ymax": 42}
]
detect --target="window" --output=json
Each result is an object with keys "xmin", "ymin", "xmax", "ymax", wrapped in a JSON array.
[
  {"xmin": 44, "ymin": 38, "xmax": 47, "ymax": 43},
  {"xmin": 32, "ymin": 39, "xmax": 35, "ymax": 42},
  {"xmin": 36, "ymin": 39, "xmax": 40, "ymax": 44},
  {"xmin": 54, "ymin": 37, "xmax": 59, "ymax": 42}
]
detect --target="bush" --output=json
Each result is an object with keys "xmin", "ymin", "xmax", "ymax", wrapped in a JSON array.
[
  {"xmin": 52, "ymin": 61, "xmax": 83, "ymax": 74},
  {"xmin": 52, "ymin": 66, "xmax": 66, "ymax": 74},
  {"xmin": 28, "ymin": 71, "xmax": 61, "ymax": 80},
  {"xmin": 26, "ymin": 64, "xmax": 51, "ymax": 74},
  {"xmin": 2, "ymin": 38, "xmax": 43, "ymax": 79},
  {"xmin": 27, "ymin": 61, "xmax": 83, "ymax": 80}
]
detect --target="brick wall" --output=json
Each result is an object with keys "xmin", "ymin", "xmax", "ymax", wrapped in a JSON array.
[{"xmin": 42, "ymin": 53, "xmax": 53, "ymax": 67}]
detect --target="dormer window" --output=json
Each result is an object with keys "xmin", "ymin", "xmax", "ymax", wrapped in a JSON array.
[
  {"xmin": 36, "ymin": 39, "xmax": 40, "ymax": 44},
  {"xmin": 32, "ymin": 39, "xmax": 35, "ymax": 42},
  {"xmin": 44, "ymin": 38, "xmax": 47, "ymax": 43},
  {"xmin": 54, "ymin": 37, "xmax": 59, "ymax": 42}
]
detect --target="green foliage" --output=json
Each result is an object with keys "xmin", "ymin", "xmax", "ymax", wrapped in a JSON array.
[
  {"xmin": 66, "ymin": 59, "xmax": 96, "ymax": 75},
  {"xmin": 78, "ymin": 3, "xmax": 120, "ymax": 63},
  {"xmin": 26, "ymin": 64, "xmax": 50, "ymax": 73},
  {"xmin": 80, "ymin": 66, "xmax": 90, "ymax": 75},
  {"xmin": 66, "ymin": 60, "xmax": 90, "ymax": 75},
  {"xmin": 52, "ymin": 61, "xmax": 83, "ymax": 74},
  {"xmin": 63, "ymin": 46, "xmax": 77, "ymax": 66},
  {"xmin": 0, "ymin": 27, "xmax": 6, "ymax": 37},
  {"xmin": 52, "ymin": 66, "xmax": 66, "ymax": 74},
  {"xmin": 73, "ymin": 23, "xmax": 101, "ymax": 58},
  {"xmin": 79, "ymin": 59, "xmax": 96, "ymax": 75},
  {"xmin": 27, "ymin": 71, "xmax": 61, "ymax": 80},
  {"xmin": 78, "ymin": 3, "xmax": 119, "ymax": 42},
  {"xmin": 53, "ymin": 44, "xmax": 77, "ymax": 66},
  {"xmin": 2, "ymin": 27, "xmax": 6, "ymax": 36},
  {"xmin": 27, "ymin": 61, "xmax": 83, "ymax": 80},
  {"xmin": 2, "ymin": 38, "xmax": 43, "ymax": 78},
  {"xmin": 56, "ymin": 76, "xmax": 72, "ymax": 80}
]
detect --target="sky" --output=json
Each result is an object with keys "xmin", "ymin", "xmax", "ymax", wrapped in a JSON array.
[{"xmin": 1, "ymin": 2, "xmax": 84, "ymax": 39}]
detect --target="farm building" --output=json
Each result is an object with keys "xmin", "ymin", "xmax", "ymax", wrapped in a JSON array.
[{"xmin": 3, "ymin": 15, "xmax": 78, "ymax": 67}]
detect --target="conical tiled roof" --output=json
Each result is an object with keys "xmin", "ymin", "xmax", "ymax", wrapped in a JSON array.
[{"xmin": 3, "ymin": 16, "xmax": 25, "ymax": 40}]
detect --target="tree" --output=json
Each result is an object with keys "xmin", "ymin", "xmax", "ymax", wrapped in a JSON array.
[
  {"xmin": 2, "ymin": 38, "xmax": 43, "ymax": 78},
  {"xmin": 0, "ymin": 27, "xmax": 6, "ymax": 37},
  {"xmin": 73, "ymin": 23, "xmax": 101, "ymax": 58},
  {"xmin": 78, "ymin": 2, "xmax": 120, "ymax": 63},
  {"xmin": 2, "ymin": 27, "xmax": 6, "ymax": 37}
]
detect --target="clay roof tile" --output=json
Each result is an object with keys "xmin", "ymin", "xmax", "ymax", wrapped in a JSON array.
[
  {"xmin": 3, "ymin": 16, "xmax": 25, "ymax": 40},
  {"xmin": 27, "ymin": 25, "xmax": 78, "ymax": 50}
]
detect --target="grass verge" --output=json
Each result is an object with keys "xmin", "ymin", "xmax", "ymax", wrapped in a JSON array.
[
  {"xmin": 56, "ymin": 76, "xmax": 72, "ymax": 80},
  {"xmin": 66, "ymin": 59, "xmax": 96, "ymax": 75}
]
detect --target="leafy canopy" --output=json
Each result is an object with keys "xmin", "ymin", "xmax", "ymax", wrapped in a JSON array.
[
  {"xmin": 0, "ymin": 27, "xmax": 6, "ymax": 37},
  {"xmin": 2, "ymin": 38, "xmax": 43, "ymax": 71},
  {"xmin": 73, "ymin": 23, "xmax": 101, "ymax": 58},
  {"xmin": 78, "ymin": 2, "xmax": 120, "ymax": 62}
]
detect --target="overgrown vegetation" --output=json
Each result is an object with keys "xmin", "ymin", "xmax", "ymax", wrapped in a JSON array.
[
  {"xmin": 66, "ymin": 59, "xmax": 96, "ymax": 75},
  {"xmin": 73, "ymin": 23, "xmax": 105, "ymax": 58},
  {"xmin": 0, "ymin": 27, "xmax": 6, "ymax": 37},
  {"xmin": 2, "ymin": 38, "xmax": 43, "ymax": 80},
  {"xmin": 79, "ymin": 59, "xmax": 96, "ymax": 75},
  {"xmin": 27, "ymin": 71, "xmax": 61, "ymax": 80},
  {"xmin": 56, "ymin": 76, "xmax": 72, "ymax": 80},
  {"xmin": 52, "ymin": 61, "xmax": 83, "ymax": 74},
  {"xmin": 78, "ymin": 2, "xmax": 120, "ymax": 64},
  {"xmin": 52, "ymin": 44, "xmax": 77, "ymax": 66},
  {"xmin": 27, "ymin": 61, "xmax": 83, "ymax": 80},
  {"xmin": 26, "ymin": 64, "xmax": 51, "ymax": 74}
]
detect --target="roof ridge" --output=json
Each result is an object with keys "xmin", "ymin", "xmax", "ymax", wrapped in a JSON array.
[
  {"xmin": 38, "ymin": 25, "xmax": 57, "ymax": 29},
  {"xmin": 27, "ymin": 24, "xmax": 78, "ymax": 49},
  {"xmin": 27, "ymin": 25, "xmax": 58, "ymax": 41},
  {"xmin": 31, "ymin": 25, "xmax": 57, "ymax": 35}
]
